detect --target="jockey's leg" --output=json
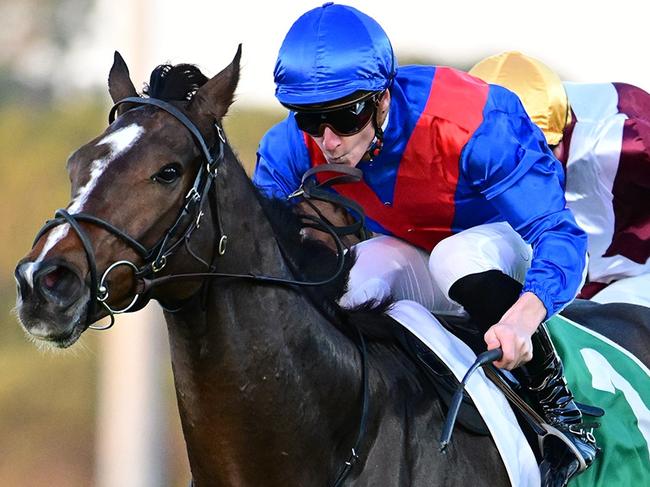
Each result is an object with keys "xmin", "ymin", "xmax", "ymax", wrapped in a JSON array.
[
  {"xmin": 428, "ymin": 221, "xmax": 531, "ymax": 314},
  {"xmin": 429, "ymin": 222, "xmax": 597, "ymax": 486},
  {"xmin": 447, "ymin": 269, "xmax": 524, "ymax": 331},
  {"xmin": 514, "ymin": 325, "xmax": 598, "ymax": 485},
  {"xmin": 339, "ymin": 235, "xmax": 464, "ymax": 314}
]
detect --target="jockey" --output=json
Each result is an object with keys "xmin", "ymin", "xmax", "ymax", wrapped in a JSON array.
[
  {"xmin": 253, "ymin": 3, "xmax": 597, "ymax": 484},
  {"xmin": 469, "ymin": 51, "xmax": 650, "ymax": 307}
]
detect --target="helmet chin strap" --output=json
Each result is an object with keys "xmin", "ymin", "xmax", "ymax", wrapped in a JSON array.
[
  {"xmin": 365, "ymin": 100, "xmax": 388, "ymax": 161},
  {"xmin": 366, "ymin": 123, "xmax": 384, "ymax": 161}
]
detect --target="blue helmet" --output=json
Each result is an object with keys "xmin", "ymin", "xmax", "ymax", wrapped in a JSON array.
[{"xmin": 274, "ymin": 3, "xmax": 397, "ymax": 106}]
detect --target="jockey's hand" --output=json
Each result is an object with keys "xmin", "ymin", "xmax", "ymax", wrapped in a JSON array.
[{"xmin": 483, "ymin": 292, "xmax": 546, "ymax": 370}]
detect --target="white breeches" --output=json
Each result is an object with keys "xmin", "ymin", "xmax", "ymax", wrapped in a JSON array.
[{"xmin": 339, "ymin": 222, "xmax": 534, "ymax": 314}]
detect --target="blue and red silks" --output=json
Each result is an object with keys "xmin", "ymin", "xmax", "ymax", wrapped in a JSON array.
[{"xmin": 254, "ymin": 65, "xmax": 587, "ymax": 318}]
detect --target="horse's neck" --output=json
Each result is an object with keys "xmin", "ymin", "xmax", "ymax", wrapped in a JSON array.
[{"xmin": 165, "ymin": 156, "xmax": 362, "ymax": 485}]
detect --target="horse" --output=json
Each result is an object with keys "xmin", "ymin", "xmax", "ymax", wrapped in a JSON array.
[{"xmin": 13, "ymin": 48, "xmax": 650, "ymax": 486}]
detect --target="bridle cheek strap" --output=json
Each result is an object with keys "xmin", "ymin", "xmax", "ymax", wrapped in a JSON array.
[{"xmin": 33, "ymin": 96, "xmax": 227, "ymax": 330}]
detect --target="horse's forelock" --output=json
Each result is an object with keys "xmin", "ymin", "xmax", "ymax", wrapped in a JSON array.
[{"xmin": 144, "ymin": 63, "xmax": 209, "ymax": 102}]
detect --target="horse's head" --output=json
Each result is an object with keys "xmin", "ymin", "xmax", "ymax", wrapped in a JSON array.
[{"xmin": 14, "ymin": 47, "xmax": 241, "ymax": 348}]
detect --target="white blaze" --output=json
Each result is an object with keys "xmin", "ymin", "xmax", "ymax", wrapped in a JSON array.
[
  {"xmin": 69, "ymin": 124, "xmax": 145, "ymax": 213},
  {"xmin": 24, "ymin": 124, "xmax": 145, "ymax": 287}
]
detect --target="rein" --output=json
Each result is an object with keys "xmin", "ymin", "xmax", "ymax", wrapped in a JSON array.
[{"xmin": 33, "ymin": 96, "xmax": 371, "ymax": 486}]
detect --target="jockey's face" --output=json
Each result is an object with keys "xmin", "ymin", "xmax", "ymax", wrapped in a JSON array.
[{"xmin": 310, "ymin": 91, "xmax": 390, "ymax": 167}]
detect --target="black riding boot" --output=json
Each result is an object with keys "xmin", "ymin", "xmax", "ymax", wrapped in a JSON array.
[
  {"xmin": 511, "ymin": 325, "xmax": 598, "ymax": 487},
  {"xmin": 449, "ymin": 271, "xmax": 598, "ymax": 487}
]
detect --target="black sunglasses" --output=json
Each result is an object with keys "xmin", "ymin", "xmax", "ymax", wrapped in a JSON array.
[{"xmin": 293, "ymin": 94, "xmax": 380, "ymax": 137}]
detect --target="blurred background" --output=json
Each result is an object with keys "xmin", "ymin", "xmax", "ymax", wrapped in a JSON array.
[{"xmin": 1, "ymin": 0, "xmax": 647, "ymax": 486}]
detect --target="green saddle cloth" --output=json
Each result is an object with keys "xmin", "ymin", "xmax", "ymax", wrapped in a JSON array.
[{"xmin": 547, "ymin": 315, "xmax": 650, "ymax": 487}]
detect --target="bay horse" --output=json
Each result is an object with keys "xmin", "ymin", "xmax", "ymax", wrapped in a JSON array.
[{"xmin": 13, "ymin": 48, "xmax": 650, "ymax": 486}]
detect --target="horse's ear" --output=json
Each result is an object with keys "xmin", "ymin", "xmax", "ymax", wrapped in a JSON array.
[
  {"xmin": 108, "ymin": 51, "xmax": 138, "ymax": 106},
  {"xmin": 190, "ymin": 44, "xmax": 241, "ymax": 121}
]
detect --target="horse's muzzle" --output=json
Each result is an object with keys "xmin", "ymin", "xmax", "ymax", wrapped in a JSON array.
[{"xmin": 15, "ymin": 258, "xmax": 87, "ymax": 343}]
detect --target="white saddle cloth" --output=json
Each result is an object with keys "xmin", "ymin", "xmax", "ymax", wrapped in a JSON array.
[{"xmin": 388, "ymin": 300, "xmax": 541, "ymax": 487}]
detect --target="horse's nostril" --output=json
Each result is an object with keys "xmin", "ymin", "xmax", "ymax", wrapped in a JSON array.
[
  {"xmin": 14, "ymin": 262, "xmax": 34, "ymax": 300},
  {"xmin": 34, "ymin": 263, "xmax": 83, "ymax": 307},
  {"xmin": 41, "ymin": 266, "xmax": 67, "ymax": 291}
]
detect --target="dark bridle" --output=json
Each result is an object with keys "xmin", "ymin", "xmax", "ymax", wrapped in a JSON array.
[
  {"xmin": 33, "ymin": 96, "xmax": 229, "ymax": 329},
  {"xmin": 32, "ymin": 95, "xmax": 367, "ymax": 486},
  {"xmin": 33, "ymin": 96, "xmax": 360, "ymax": 330}
]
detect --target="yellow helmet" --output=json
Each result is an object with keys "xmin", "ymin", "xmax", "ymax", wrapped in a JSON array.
[{"xmin": 469, "ymin": 51, "xmax": 568, "ymax": 146}]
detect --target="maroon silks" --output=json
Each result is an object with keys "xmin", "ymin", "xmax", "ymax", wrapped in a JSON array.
[{"xmin": 602, "ymin": 83, "xmax": 650, "ymax": 264}]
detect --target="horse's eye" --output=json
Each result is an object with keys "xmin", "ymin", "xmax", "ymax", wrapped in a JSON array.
[{"xmin": 152, "ymin": 163, "xmax": 183, "ymax": 184}]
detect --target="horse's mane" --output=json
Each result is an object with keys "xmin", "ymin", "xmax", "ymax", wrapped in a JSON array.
[
  {"xmin": 137, "ymin": 60, "xmax": 427, "ymax": 387},
  {"xmin": 139, "ymin": 62, "xmax": 355, "ymax": 313},
  {"xmin": 144, "ymin": 63, "xmax": 208, "ymax": 101},
  {"xmin": 254, "ymin": 192, "xmax": 429, "ymax": 393},
  {"xmin": 254, "ymin": 193, "xmax": 397, "ymax": 341}
]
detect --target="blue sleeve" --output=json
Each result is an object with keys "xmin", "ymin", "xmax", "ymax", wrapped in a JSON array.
[
  {"xmin": 461, "ymin": 88, "xmax": 588, "ymax": 318},
  {"xmin": 253, "ymin": 114, "xmax": 311, "ymax": 200}
]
